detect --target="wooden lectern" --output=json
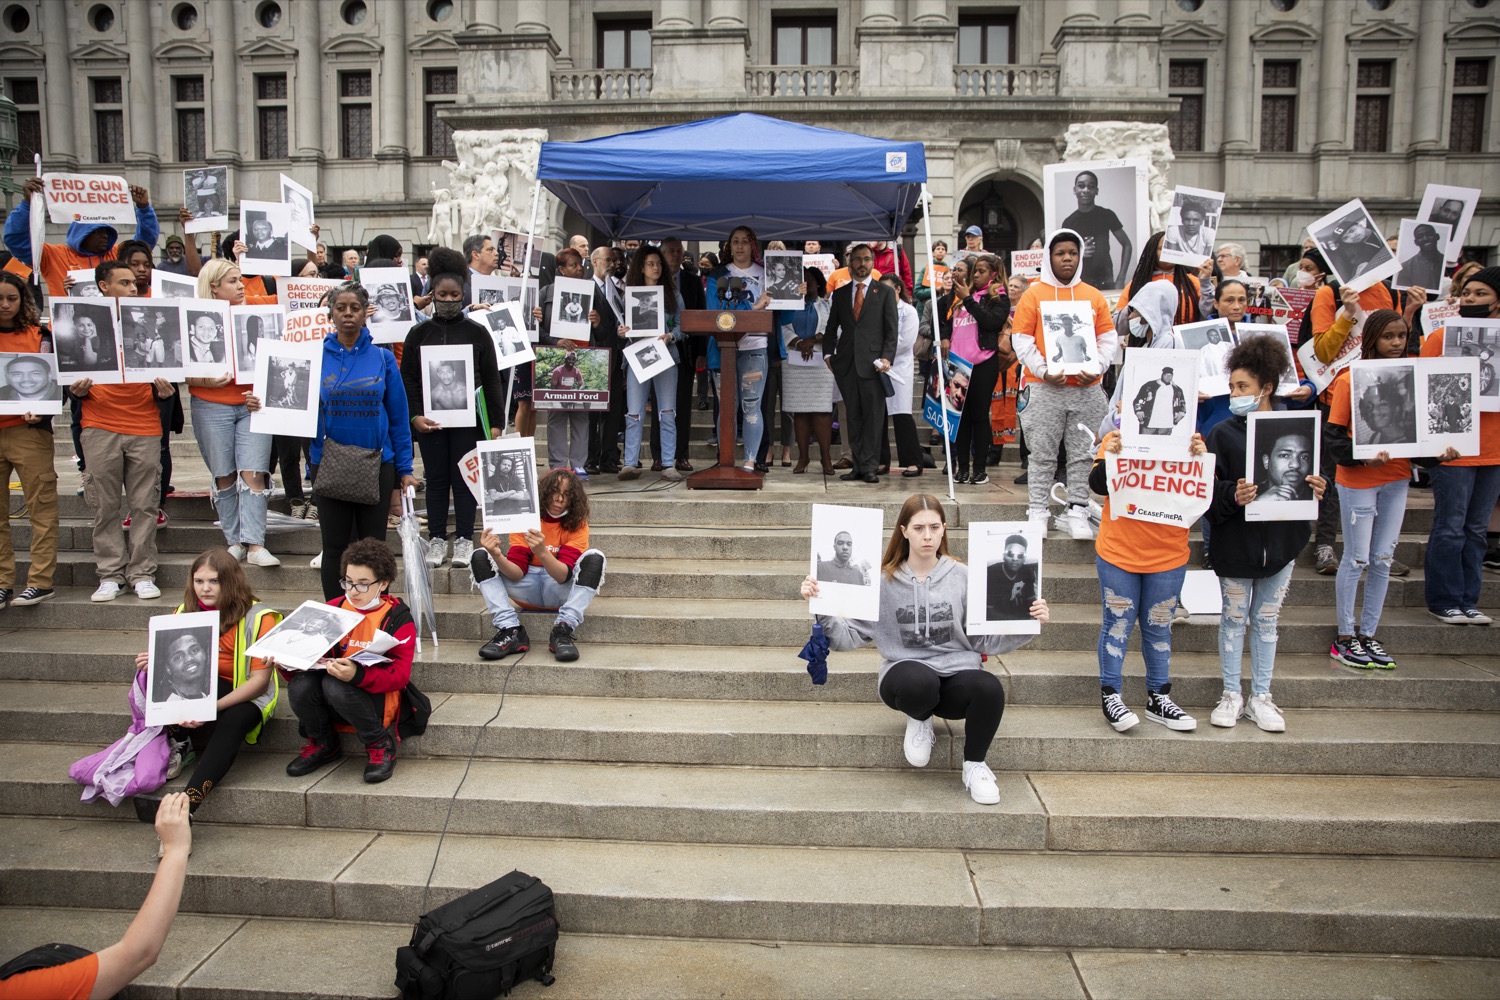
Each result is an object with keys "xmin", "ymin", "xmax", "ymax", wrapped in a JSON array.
[{"xmin": 680, "ymin": 308, "xmax": 773, "ymax": 489}]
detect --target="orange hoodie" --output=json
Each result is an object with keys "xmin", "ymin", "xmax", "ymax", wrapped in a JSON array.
[{"xmin": 1010, "ymin": 229, "xmax": 1117, "ymax": 386}]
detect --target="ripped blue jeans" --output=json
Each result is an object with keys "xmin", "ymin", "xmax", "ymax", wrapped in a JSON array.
[
  {"xmin": 736, "ymin": 348, "xmax": 768, "ymax": 465},
  {"xmin": 1218, "ymin": 563, "xmax": 1293, "ymax": 696},
  {"xmin": 1096, "ymin": 556, "xmax": 1186, "ymax": 693},
  {"xmin": 1335, "ymin": 479, "xmax": 1409, "ymax": 637}
]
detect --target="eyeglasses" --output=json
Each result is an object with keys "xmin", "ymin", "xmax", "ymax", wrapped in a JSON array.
[{"xmin": 339, "ymin": 578, "xmax": 380, "ymax": 594}]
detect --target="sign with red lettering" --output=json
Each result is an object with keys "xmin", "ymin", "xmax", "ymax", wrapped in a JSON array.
[
  {"xmin": 41, "ymin": 173, "xmax": 135, "ymax": 225},
  {"xmin": 283, "ymin": 307, "xmax": 334, "ymax": 345},
  {"xmin": 1105, "ymin": 453, "xmax": 1216, "ymax": 526}
]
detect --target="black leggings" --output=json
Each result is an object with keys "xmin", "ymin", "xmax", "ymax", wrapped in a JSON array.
[
  {"xmin": 181, "ymin": 676, "xmax": 262, "ymax": 810},
  {"xmin": 953, "ymin": 354, "xmax": 1001, "ymax": 475},
  {"xmin": 415, "ymin": 425, "xmax": 481, "ymax": 542},
  {"xmin": 274, "ymin": 436, "xmax": 312, "ymax": 503},
  {"xmin": 878, "ymin": 660, "xmax": 1005, "ymax": 762},
  {"xmin": 314, "ymin": 461, "xmax": 396, "ymax": 599},
  {"xmin": 880, "ymin": 413, "xmax": 922, "ymax": 470}
]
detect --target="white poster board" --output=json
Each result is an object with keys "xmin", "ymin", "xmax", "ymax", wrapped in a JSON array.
[
  {"xmin": 49, "ymin": 298, "xmax": 122, "ymax": 384},
  {"xmin": 1160, "ymin": 185, "xmax": 1225, "ymax": 267},
  {"xmin": 477, "ymin": 437, "xmax": 541, "ymax": 534},
  {"xmin": 1393, "ymin": 219, "xmax": 1450, "ymax": 292},
  {"xmin": 624, "ymin": 286, "xmax": 665, "ymax": 338},
  {"xmin": 966, "ymin": 521, "xmax": 1042, "ymax": 636},
  {"xmin": 1042, "ymin": 159, "xmax": 1150, "ymax": 291},
  {"xmin": 119, "ymin": 297, "xmax": 185, "ymax": 383},
  {"xmin": 283, "ymin": 277, "xmax": 341, "ymax": 312},
  {"xmin": 623, "ymin": 336, "xmax": 674, "ymax": 383},
  {"xmin": 231, "ymin": 304, "xmax": 286, "ymax": 380},
  {"xmin": 41, "ymin": 172, "xmax": 133, "ymax": 225},
  {"xmin": 0, "ymin": 352, "xmax": 65, "ymax": 415},
  {"xmin": 151, "ymin": 269, "xmax": 198, "ymax": 300},
  {"xmin": 1039, "ymin": 300, "xmax": 1101, "ymax": 377},
  {"xmin": 67, "ymin": 269, "xmax": 102, "ymax": 297},
  {"xmin": 279, "ymin": 173, "xmax": 317, "ymax": 251},
  {"xmin": 422, "ymin": 343, "xmax": 477, "ymax": 428},
  {"xmin": 1307, "ymin": 199, "xmax": 1398, "ymax": 292},
  {"xmin": 808, "ymin": 503, "xmax": 882, "ymax": 621},
  {"xmin": 249, "ymin": 338, "xmax": 321, "ymax": 436},
  {"xmin": 283, "ymin": 307, "xmax": 334, "ymax": 346},
  {"xmin": 245, "ymin": 600, "xmax": 363, "ymax": 671},
  {"xmin": 181, "ymin": 300, "xmax": 234, "ymax": 380},
  {"xmin": 238, "ymin": 200, "xmax": 293, "ymax": 278},
  {"xmin": 1232, "ymin": 323, "xmax": 1300, "ymax": 395},
  {"xmin": 1120, "ymin": 348, "xmax": 1199, "ymax": 457},
  {"xmin": 550, "ymin": 276, "xmax": 595, "ymax": 343},
  {"xmin": 145, "ymin": 610, "xmax": 220, "ymax": 727},
  {"xmin": 361, "ymin": 266, "xmax": 415, "ymax": 344},
  {"xmin": 1172, "ymin": 318, "xmax": 1234, "ymax": 398},
  {"xmin": 1416, "ymin": 184, "xmax": 1481, "ymax": 264},
  {"xmin": 471, "ymin": 273, "xmax": 511, "ymax": 308},
  {"xmin": 1349, "ymin": 357, "xmax": 1481, "ymax": 459},
  {"xmin": 1104, "ymin": 453, "xmax": 1216, "ymax": 525},
  {"xmin": 763, "ymin": 251, "xmax": 805, "ymax": 309},
  {"xmin": 1010, "ymin": 250, "xmax": 1045, "ymax": 278},
  {"xmin": 483, "ymin": 304, "xmax": 536, "ymax": 372},
  {"xmin": 182, "ymin": 167, "xmax": 228, "ymax": 233},
  {"xmin": 1244, "ymin": 411, "xmax": 1320, "ymax": 522}
]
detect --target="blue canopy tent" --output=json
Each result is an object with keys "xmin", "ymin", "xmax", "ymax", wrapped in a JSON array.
[{"xmin": 535, "ymin": 113, "xmax": 927, "ymax": 242}]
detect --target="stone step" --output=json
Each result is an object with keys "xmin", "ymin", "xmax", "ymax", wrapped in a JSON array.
[
  {"xmin": 12, "ymin": 744, "xmax": 1497, "ymax": 858},
  {"xmin": 2, "ymin": 816, "xmax": 1495, "ymax": 955}
]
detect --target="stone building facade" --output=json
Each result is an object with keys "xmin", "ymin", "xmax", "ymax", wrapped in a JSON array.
[{"xmin": 2, "ymin": 0, "xmax": 1495, "ymax": 274}]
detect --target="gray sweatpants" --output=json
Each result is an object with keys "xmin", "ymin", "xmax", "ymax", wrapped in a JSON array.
[
  {"xmin": 1018, "ymin": 382, "xmax": 1107, "ymax": 511},
  {"xmin": 546, "ymin": 409, "xmax": 589, "ymax": 470}
]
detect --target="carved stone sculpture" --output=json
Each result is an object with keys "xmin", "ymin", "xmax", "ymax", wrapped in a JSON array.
[
  {"xmin": 1062, "ymin": 122, "xmax": 1175, "ymax": 232},
  {"xmin": 427, "ymin": 128, "xmax": 551, "ymax": 245}
]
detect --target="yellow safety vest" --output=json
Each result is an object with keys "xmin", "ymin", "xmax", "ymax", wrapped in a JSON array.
[{"xmin": 174, "ymin": 601, "xmax": 283, "ymax": 744}]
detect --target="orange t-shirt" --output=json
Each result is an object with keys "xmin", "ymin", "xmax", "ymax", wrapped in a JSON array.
[
  {"xmin": 1421, "ymin": 327, "xmax": 1499, "ymax": 467},
  {"xmin": 1119, "ymin": 272, "xmax": 1202, "ymax": 325},
  {"xmin": 81, "ymin": 383, "xmax": 161, "ymax": 437},
  {"xmin": 36, "ymin": 241, "xmax": 119, "ymax": 302},
  {"xmin": 1093, "ymin": 438, "xmax": 1191, "ymax": 574},
  {"xmin": 0, "ymin": 324, "xmax": 47, "ymax": 430},
  {"xmin": 1327, "ymin": 369, "xmax": 1412, "ymax": 488},
  {"xmin": 1011, "ymin": 280, "xmax": 1116, "ymax": 385},
  {"xmin": 0, "ymin": 951, "xmax": 98, "ymax": 999},
  {"xmin": 825, "ymin": 266, "xmax": 881, "ymax": 295},
  {"xmin": 216, "ymin": 611, "xmax": 278, "ymax": 683}
]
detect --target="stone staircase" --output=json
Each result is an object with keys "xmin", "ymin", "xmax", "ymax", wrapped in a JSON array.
[{"xmin": 2, "ymin": 408, "xmax": 1498, "ymax": 998}]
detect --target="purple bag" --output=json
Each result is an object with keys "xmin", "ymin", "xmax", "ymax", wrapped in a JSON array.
[{"xmin": 69, "ymin": 671, "xmax": 171, "ymax": 806}]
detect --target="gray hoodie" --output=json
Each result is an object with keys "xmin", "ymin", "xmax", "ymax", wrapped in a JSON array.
[
  {"xmin": 816, "ymin": 556, "xmax": 1035, "ymax": 687},
  {"xmin": 1099, "ymin": 279, "xmax": 1181, "ymax": 439}
]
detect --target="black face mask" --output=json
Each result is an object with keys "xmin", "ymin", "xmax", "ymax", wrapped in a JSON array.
[{"xmin": 1458, "ymin": 303, "xmax": 1496, "ymax": 319}]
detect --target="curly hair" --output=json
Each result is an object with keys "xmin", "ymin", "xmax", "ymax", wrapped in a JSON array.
[
  {"xmin": 720, "ymin": 226, "xmax": 762, "ymax": 267},
  {"xmin": 0, "ymin": 271, "xmax": 39, "ymax": 329},
  {"xmin": 342, "ymin": 537, "xmax": 398, "ymax": 584},
  {"xmin": 625, "ymin": 245, "xmax": 679, "ymax": 315},
  {"xmin": 426, "ymin": 246, "xmax": 468, "ymax": 293},
  {"xmin": 1124, "ymin": 232, "xmax": 1203, "ymax": 324},
  {"xmin": 1224, "ymin": 333, "xmax": 1287, "ymax": 395},
  {"xmin": 538, "ymin": 468, "xmax": 589, "ymax": 533}
]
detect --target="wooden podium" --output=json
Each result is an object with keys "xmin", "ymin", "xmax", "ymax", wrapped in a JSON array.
[{"xmin": 681, "ymin": 308, "xmax": 772, "ymax": 490}]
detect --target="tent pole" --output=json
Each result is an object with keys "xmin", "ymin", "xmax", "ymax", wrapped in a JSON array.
[
  {"xmin": 919, "ymin": 184, "xmax": 956, "ymax": 502},
  {"xmin": 508, "ymin": 170, "xmax": 544, "ymax": 437}
]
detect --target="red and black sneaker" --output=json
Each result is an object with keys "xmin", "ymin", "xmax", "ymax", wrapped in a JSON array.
[
  {"xmin": 364, "ymin": 735, "xmax": 397, "ymax": 783},
  {"xmin": 479, "ymin": 624, "xmax": 529, "ymax": 661},
  {"xmin": 285, "ymin": 738, "xmax": 341, "ymax": 777}
]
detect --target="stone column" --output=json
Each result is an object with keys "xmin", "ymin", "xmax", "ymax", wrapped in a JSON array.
[
  {"xmin": 1222, "ymin": 0, "xmax": 1252, "ymax": 150},
  {"xmin": 470, "ymin": 0, "xmax": 501, "ymax": 32},
  {"xmin": 1062, "ymin": 0, "xmax": 1101, "ymax": 25},
  {"xmin": 860, "ymin": 0, "xmax": 900, "ymax": 26},
  {"xmin": 653, "ymin": 0, "xmax": 747, "ymax": 99},
  {"xmin": 911, "ymin": 0, "xmax": 948, "ymax": 26},
  {"xmin": 1409, "ymin": 0, "xmax": 1446, "ymax": 151},
  {"xmin": 39, "ymin": 0, "xmax": 77, "ymax": 166},
  {"xmin": 516, "ymin": 0, "xmax": 550, "ymax": 34},
  {"xmin": 209, "ymin": 0, "xmax": 239, "ymax": 161},
  {"xmin": 657, "ymin": 0, "xmax": 696, "ymax": 30},
  {"xmin": 705, "ymin": 0, "xmax": 746, "ymax": 30},
  {"xmin": 126, "ymin": 0, "xmax": 158, "ymax": 163},
  {"xmin": 293, "ymin": 0, "xmax": 323, "ymax": 161},
  {"xmin": 378, "ymin": 0, "xmax": 408, "ymax": 158},
  {"xmin": 1314, "ymin": 0, "xmax": 1348, "ymax": 151},
  {"xmin": 1114, "ymin": 0, "xmax": 1151, "ymax": 24}
]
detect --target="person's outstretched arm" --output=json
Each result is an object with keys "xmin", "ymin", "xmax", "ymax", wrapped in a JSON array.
[{"xmin": 88, "ymin": 792, "xmax": 192, "ymax": 998}]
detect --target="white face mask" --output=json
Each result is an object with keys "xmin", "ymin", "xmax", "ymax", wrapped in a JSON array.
[
  {"xmin": 350, "ymin": 590, "xmax": 384, "ymax": 611},
  {"xmin": 1293, "ymin": 271, "xmax": 1317, "ymax": 289}
]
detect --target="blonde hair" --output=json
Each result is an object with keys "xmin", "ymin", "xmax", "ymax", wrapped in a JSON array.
[{"xmin": 197, "ymin": 259, "xmax": 240, "ymax": 300}]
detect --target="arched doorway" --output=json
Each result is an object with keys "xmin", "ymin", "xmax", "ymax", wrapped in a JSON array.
[{"xmin": 956, "ymin": 175, "xmax": 1044, "ymax": 257}]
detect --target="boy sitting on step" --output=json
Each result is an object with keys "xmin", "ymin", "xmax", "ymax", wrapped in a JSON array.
[{"xmin": 470, "ymin": 468, "xmax": 606, "ymax": 664}]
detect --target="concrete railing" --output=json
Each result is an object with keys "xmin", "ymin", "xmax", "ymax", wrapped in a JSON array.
[
  {"xmin": 551, "ymin": 68, "xmax": 653, "ymax": 101},
  {"xmin": 954, "ymin": 65, "xmax": 1059, "ymax": 98},
  {"xmin": 745, "ymin": 65, "xmax": 856, "ymax": 98}
]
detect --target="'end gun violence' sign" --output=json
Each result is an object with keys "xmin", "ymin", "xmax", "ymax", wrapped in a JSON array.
[
  {"xmin": 41, "ymin": 173, "xmax": 135, "ymax": 226},
  {"xmin": 1105, "ymin": 453, "xmax": 1216, "ymax": 525}
]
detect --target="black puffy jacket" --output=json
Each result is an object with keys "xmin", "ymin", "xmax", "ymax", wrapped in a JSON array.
[{"xmin": 1204, "ymin": 414, "xmax": 1312, "ymax": 579}]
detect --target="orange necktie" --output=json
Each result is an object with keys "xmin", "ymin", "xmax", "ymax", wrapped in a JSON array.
[{"xmin": 853, "ymin": 282, "xmax": 865, "ymax": 320}]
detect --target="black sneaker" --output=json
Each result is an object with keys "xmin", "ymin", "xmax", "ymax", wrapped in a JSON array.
[
  {"xmin": 1359, "ymin": 635, "xmax": 1396, "ymax": 670},
  {"xmin": 363, "ymin": 735, "xmax": 397, "ymax": 783},
  {"xmin": 549, "ymin": 622, "xmax": 580, "ymax": 662},
  {"xmin": 1429, "ymin": 608, "xmax": 1469, "ymax": 625},
  {"xmin": 478, "ymin": 624, "xmax": 529, "ymax": 661},
  {"xmin": 286, "ymin": 738, "xmax": 342, "ymax": 777},
  {"xmin": 1464, "ymin": 609, "xmax": 1494, "ymax": 625},
  {"xmin": 951, "ymin": 470, "xmax": 970, "ymax": 484},
  {"xmin": 1330, "ymin": 636, "xmax": 1375, "ymax": 669},
  {"xmin": 969, "ymin": 473, "xmax": 990, "ymax": 486},
  {"xmin": 1145, "ymin": 684, "xmax": 1197, "ymax": 731},
  {"xmin": 11, "ymin": 587, "xmax": 54, "ymax": 606},
  {"xmin": 1100, "ymin": 686, "xmax": 1139, "ymax": 732},
  {"xmin": 1013, "ymin": 471, "xmax": 1029, "ymax": 485},
  {"xmin": 1484, "ymin": 550, "xmax": 1500, "ymax": 571}
]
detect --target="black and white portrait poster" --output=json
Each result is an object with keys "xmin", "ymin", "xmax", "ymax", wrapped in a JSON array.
[
  {"xmin": 1042, "ymin": 159, "xmax": 1149, "ymax": 291},
  {"xmin": 0, "ymin": 352, "xmax": 64, "ymax": 415},
  {"xmin": 1394, "ymin": 219, "xmax": 1450, "ymax": 292},
  {"xmin": 145, "ymin": 610, "xmax": 219, "ymax": 727},
  {"xmin": 1417, "ymin": 184, "xmax": 1480, "ymax": 264},
  {"xmin": 1307, "ymin": 199, "xmax": 1397, "ymax": 292},
  {"xmin": 1245, "ymin": 411, "xmax": 1319, "ymax": 523},
  {"xmin": 182, "ymin": 167, "xmax": 228, "ymax": 234},
  {"xmin": 1347, "ymin": 357, "xmax": 1481, "ymax": 460},
  {"xmin": 966, "ymin": 520, "xmax": 1042, "ymax": 636},
  {"xmin": 624, "ymin": 336, "xmax": 673, "ymax": 383},
  {"xmin": 1160, "ymin": 186, "xmax": 1225, "ymax": 268},
  {"xmin": 181, "ymin": 301, "xmax": 234, "ymax": 380},
  {"xmin": 422, "ymin": 343, "xmax": 476, "ymax": 428},
  {"xmin": 471, "ymin": 273, "xmax": 510, "ymax": 308},
  {"xmin": 1441, "ymin": 319, "xmax": 1500, "ymax": 412},
  {"xmin": 1173, "ymin": 318, "xmax": 1234, "ymax": 397},
  {"xmin": 361, "ymin": 266, "xmax": 415, "ymax": 344},
  {"xmin": 279, "ymin": 172, "xmax": 316, "ymax": 251},
  {"xmin": 67, "ymin": 268, "xmax": 102, "ymax": 297},
  {"xmin": 49, "ymin": 298, "xmax": 122, "ymax": 384},
  {"xmin": 483, "ymin": 303, "xmax": 535, "ymax": 371},
  {"xmin": 1119, "ymin": 347, "xmax": 1200, "ymax": 457},
  {"xmin": 151, "ymin": 269, "xmax": 197, "ymax": 301},
  {"xmin": 1231, "ymin": 323, "xmax": 1300, "ymax": 396},
  {"xmin": 119, "ymin": 297, "xmax": 185, "ymax": 383},
  {"xmin": 245, "ymin": 600, "xmax": 363, "ymax": 672},
  {"xmin": 238, "ymin": 199, "xmax": 292, "ymax": 277},
  {"xmin": 1418, "ymin": 357, "xmax": 1481, "ymax": 458},
  {"xmin": 249, "ymin": 338, "xmax": 320, "ymax": 436},
  {"xmin": 551, "ymin": 276, "xmax": 595, "ymax": 343},
  {"xmin": 478, "ymin": 437, "xmax": 540, "ymax": 534},
  {"xmin": 1038, "ymin": 300, "xmax": 1101, "ymax": 377},
  {"xmin": 624, "ymin": 286, "xmax": 665, "ymax": 338},
  {"xmin": 231, "ymin": 304, "xmax": 285, "ymax": 380},
  {"xmin": 808, "ymin": 503, "xmax": 882, "ymax": 621},
  {"xmin": 763, "ymin": 251, "xmax": 805, "ymax": 309}
]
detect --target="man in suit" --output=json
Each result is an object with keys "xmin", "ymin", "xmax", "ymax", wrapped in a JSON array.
[
  {"xmin": 824, "ymin": 243, "xmax": 897, "ymax": 483},
  {"xmin": 585, "ymin": 246, "xmax": 627, "ymax": 474}
]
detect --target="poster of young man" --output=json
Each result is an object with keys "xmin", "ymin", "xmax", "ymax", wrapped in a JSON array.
[
  {"xmin": 808, "ymin": 503, "xmax": 883, "ymax": 621},
  {"xmin": 1160, "ymin": 186, "xmax": 1225, "ymax": 268},
  {"xmin": 471, "ymin": 273, "xmax": 511, "ymax": 308},
  {"xmin": 550, "ymin": 276, "xmax": 595, "ymax": 343},
  {"xmin": 624, "ymin": 286, "xmax": 665, "ymax": 338},
  {"xmin": 1393, "ymin": 220, "xmax": 1450, "ymax": 292},
  {"xmin": 238, "ymin": 200, "xmax": 293, "ymax": 277},
  {"xmin": 966, "ymin": 521, "xmax": 1043, "ymax": 636},
  {"xmin": 279, "ymin": 173, "xmax": 317, "ymax": 250},
  {"xmin": 181, "ymin": 301, "xmax": 234, "ymax": 380},
  {"xmin": 362, "ymin": 266, "xmax": 416, "ymax": 344},
  {"xmin": 0, "ymin": 352, "xmax": 65, "ymax": 415},
  {"xmin": 1119, "ymin": 348, "xmax": 1199, "ymax": 457},
  {"xmin": 144, "ymin": 610, "xmax": 220, "ymax": 727},
  {"xmin": 1038, "ymin": 300, "xmax": 1102, "ymax": 377},
  {"xmin": 483, "ymin": 303, "xmax": 535, "ymax": 371},
  {"xmin": 422, "ymin": 343, "xmax": 477, "ymax": 428},
  {"xmin": 245, "ymin": 600, "xmax": 364, "ymax": 671},
  {"xmin": 477, "ymin": 437, "xmax": 541, "ymax": 534},
  {"xmin": 1441, "ymin": 320, "xmax": 1500, "ymax": 411},
  {"xmin": 183, "ymin": 167, "xmax": 228, "ymax": 233},
  {"xmin": 1042, "ymin": 159, "xmax": 1149, "ymax": 291},
  {"xmin": 1416, "ymin": 183, "xmax": 1481, "ymax": 264},
  {"xmin": 1244, "ymin": 411, "xmax": 1320, "ymax": 522},
  {"xmin": 1307, "ymin": 199, "xmax": 1398, "ymax": 292},
  {"xmin": 1172, "ymin": 318, "xmax": 1234, "ymax": 397},
  {"xmin": 922, "ymin": 351, "xmax": 969, "ymax": 443}
]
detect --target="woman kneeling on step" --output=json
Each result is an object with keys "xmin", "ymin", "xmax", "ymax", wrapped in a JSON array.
[
  {"xmin": 471, "ymin": 468, "xmax": 605, "ymax": 664},
  {"xmin": 283, "ymin": 538, "xmax": 417, "ymax": 784},
  {"xmin": 799, "ymin": 493, "xmax": 1048, "ymax": 805},
  {"xmin": 129, "ymin": 549, "xmax": 282, "ymax": 822}
]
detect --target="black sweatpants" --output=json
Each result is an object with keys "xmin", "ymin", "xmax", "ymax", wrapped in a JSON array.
[
  {"xmin": 415, "ymin": 424, "xmax": 482, "ymax": 542},
  {"xmin": 314, "ymin": 461, "xmax": 396, "ymax": 599},
  {"xmin": 880, "ymin": 413, "xmax": 923, "ymax": 470},
  {"xmin": 587, "ymin": 358, "xmax": 627, "ymax": 470},
  {"xmin": 287, "ymin": 669, "xmax": 388, "ymax": 746},
  {"xmin": 953, "ymin": 354, "xmax": 1001, "ymax": 476},
  {"xmin": 274, "ymin": 436, "xmax": 312, "ymax": 504},
  {"xmin": 181, "ymin": 675, "xmax": 262, "ymax": 809},
  {"xmin": 878, "ymin": 660, "xmax": 1006, "ymax": 762}
]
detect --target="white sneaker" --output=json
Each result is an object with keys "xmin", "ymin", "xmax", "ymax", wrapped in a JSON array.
[
  {"xmin": 245, "ymin": 547, "xmax": 281, "ymax": 568},
  {"xmin": 1242, "ymin": 693, "xmax": 1286, "ymax": 732},
  {"xmin": 1028, "ymin": 510, "xmax": 1051, "ymax": 534},
  {"xmin": 451, "ymin": 538, "xmax": 474, "ymax": 568},
  {"xmin": 134, "ymin": 580, "xmax": 162, "ymax": 600},
  {"xmin": 1063, "ymin": 506, "xmax": 1096, "ymax": 540},
  {"xmin": 227, "ymin": 544, "xmax": 246, "ymax": 562},
  {"xmin": 1210, "ymin": 690, "xmax": 1244, "ymax": 728},
  {"xmin": 425, "ymin": 536, "xmax": 448, "ymax": 568},
  {"xmin": 309, "ymin": 552, "xmax": 323, "ymax": 569},
  {"xmin": 962, "ymin": 761, "xmax": 1000, "ymax": 805},
  {"xmin": 903, "ymin": 716, "xmax": 936, "ymax": 767},
  {"xmin": 90, "ymin": 581, "xmax": 121, "ymax": 603}
]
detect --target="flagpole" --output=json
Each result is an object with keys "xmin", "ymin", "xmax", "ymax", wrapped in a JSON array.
[{"xmin": 918, "ymin": 183, "xmax": 957, "ymax": 502}]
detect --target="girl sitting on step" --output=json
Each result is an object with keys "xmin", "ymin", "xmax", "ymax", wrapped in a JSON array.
[
  {"xmin": 128, "ymin": 548, "xmax": 282, "ymax": 821},
  {"xmin": 800, "ymin": 493, "xmax": 1049, "ymax": 805}
]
